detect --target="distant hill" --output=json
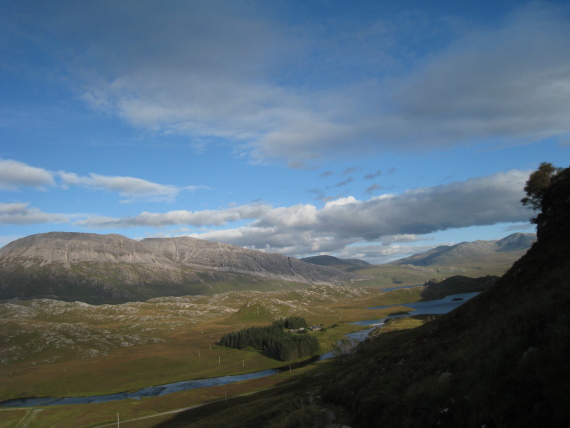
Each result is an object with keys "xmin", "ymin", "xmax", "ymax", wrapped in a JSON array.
[
  {"xmin": 0, "ymin": 233, "xmax": 364, "ymax": 304},
  {"xmin": 301, "ymin": 255, "xmax": 371, "ymax": 270},
  {"xmin": 421, "ymin": 274, "xmax": 500, "ymax": 300},
  {"xmin": 390, "ymin": 233, "xmax": 535, "ymax": 267},
  {"xmin": 332, "ymin": 233, "xmax": 536, "ymax": 289}
]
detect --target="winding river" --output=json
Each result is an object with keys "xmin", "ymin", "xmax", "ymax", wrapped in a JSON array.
[{"xmin": 0, "ymin": 290, "xmax": 479, "ymax": 408}]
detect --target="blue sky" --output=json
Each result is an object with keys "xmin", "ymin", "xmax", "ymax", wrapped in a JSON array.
[{"xmin": 1, "ymin": 0, "xmax": 569, "ymax": 263}]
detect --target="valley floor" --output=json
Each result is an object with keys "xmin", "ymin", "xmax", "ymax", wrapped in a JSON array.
[{"xmin": 0, "ymin": 285, "xmax": 424, "ymax": 427}]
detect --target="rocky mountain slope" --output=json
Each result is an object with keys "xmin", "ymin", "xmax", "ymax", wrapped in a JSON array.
[
  {"xmin": 0, "ymin": 233, "xmax": 363, "ymax": 304},
  {"xmin": 141, "ymin": 237, "xmax": 362, "ymax": 284},
  {"xmin": 390, "ymin": 232, "xmax": 535, "ymax": 267}
]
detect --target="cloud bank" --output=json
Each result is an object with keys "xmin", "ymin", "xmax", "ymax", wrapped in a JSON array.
[{"xmin": 77, "ymin": 170, "xmax": 531, "ymax": 257}]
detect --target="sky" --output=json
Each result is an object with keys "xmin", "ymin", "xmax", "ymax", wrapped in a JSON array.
[{"xmin": 1, "ymin": 0, "xmax": 569, "ymax": 264}]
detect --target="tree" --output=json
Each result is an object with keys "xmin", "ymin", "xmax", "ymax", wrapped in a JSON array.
[
  {"xmin": 521, "ymin": 162, "xmax": 563, "ymax": 222},
  {"xmin": 332, "ymin": 337, "xmax": 359, "ymax": 358}
]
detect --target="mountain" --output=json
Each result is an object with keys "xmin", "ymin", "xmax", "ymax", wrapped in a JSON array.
[
  {"xmin": 300, "ymin": 255, "xmax": 372, "ymax": 270},
  {"xmin": 140, "ymin": 237, "xmax": 363, "ymax": 285},
  {"xmin": 0, "ymin": 233, "xmax": 364, "ymax": 304},
  {"xmin": 390, "ymin": 233, "xmax": 536, "ymax": 267}
]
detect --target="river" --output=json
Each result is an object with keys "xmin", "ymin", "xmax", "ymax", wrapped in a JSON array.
[{"xmin": 0, "ymin": 291, "xmax": 479, "ymax": 408}]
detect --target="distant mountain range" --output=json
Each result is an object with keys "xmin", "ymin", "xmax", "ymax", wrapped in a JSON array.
[
  {"xmin": 0, "ymin": 232, "xmax": 364, "ymax": 304},
  {"xmin": 389, "ymin": 233, "xmax": 536, "ymax": 267},
  {"xmin": 301, "ymin": 233, "xmax": 535, "ymax": 270}
]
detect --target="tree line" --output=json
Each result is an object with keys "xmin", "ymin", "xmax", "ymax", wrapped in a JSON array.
[{"xmin": 218, "ymin": 317, "xmax": 319, "ymax": 361}]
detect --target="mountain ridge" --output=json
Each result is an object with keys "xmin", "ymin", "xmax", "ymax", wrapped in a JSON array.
[
  {"xmin": 0, "ymin": 232, "xmax": 364, "ymax": 304},
  {"xmin": 390, "ymin": 232, "xmax": 535, "ymax": 267}
]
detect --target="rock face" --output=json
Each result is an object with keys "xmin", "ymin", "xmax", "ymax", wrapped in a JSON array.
[
  {"xmin": 140, "ymin": 237, "xmax": 361, "ymax": 285},
  {"xmin": 0, "ymin": 232, "xmax": 175, "ymax": 268},
  {"xmin": 0, "ymin": 232, "xmax": 364, "ymax": 304}
]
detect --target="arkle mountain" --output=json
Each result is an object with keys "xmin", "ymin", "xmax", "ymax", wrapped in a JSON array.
[
  {"xmin": 141, "ymin": 236, "xmax": 361, "ymax": 284},
  {"xmin": 0, "ymin": 232, "xmax": 363, "ymax": 304}
]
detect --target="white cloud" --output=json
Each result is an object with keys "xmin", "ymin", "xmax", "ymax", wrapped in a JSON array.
[
  {"xmin": 58, "ymin": 172, "xmax": 184, "ymax": 202},
  {"xmin": 0, "ymin": 203, "xmax": 68, "ymax": 225},
  {"xmin": 76, "ymin": 204, "xmax": 271, "ymax": 228},
  {"xmin": 76, "ymin": 170, "xmax": 531, "ymax": 257},
  {"xmin": 0, "ymin": 159, "xmax": 55, "ymax": 190}
]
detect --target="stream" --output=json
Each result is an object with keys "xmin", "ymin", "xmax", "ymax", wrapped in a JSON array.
[{"xmin": 0, "ymin": 290, "xmax": 479, "ymax": 408}]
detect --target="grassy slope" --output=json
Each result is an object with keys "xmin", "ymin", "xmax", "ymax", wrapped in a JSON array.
[{"xmin": 0, "ymin": 286, "xmax": 422, "ymax": 404}]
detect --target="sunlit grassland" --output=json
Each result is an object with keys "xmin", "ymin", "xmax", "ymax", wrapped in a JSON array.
[
  {"xmin": 0, "ymin": 408, "xmax": 30, "ymax": 427},
  {"xmin": 0, "ymin": 285, "xmax": 428, "ymax": 427}
]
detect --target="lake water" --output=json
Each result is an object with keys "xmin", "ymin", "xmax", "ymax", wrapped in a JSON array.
[
  {"xmin": 352, "ymin": 291, "xmax": 481, "ymax": 326},
  {"xmin": 0, "ymin": 292, "xmax": 478, "ymax": 408}
]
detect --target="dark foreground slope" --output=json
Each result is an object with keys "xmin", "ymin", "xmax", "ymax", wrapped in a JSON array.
[{"xmin": 322, "ymin": 166, "xmax": 570, "ymax": 427}]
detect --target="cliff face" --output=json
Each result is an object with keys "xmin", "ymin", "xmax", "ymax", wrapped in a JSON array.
[{"xmin": 0, "ymin": 233, "xmax": 364, "ymax": 303}]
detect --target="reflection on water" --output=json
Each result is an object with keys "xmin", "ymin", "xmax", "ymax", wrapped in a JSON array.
[{"xmin": 0, "ymin": 369, "xmax": 281, "ymax": 408}]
